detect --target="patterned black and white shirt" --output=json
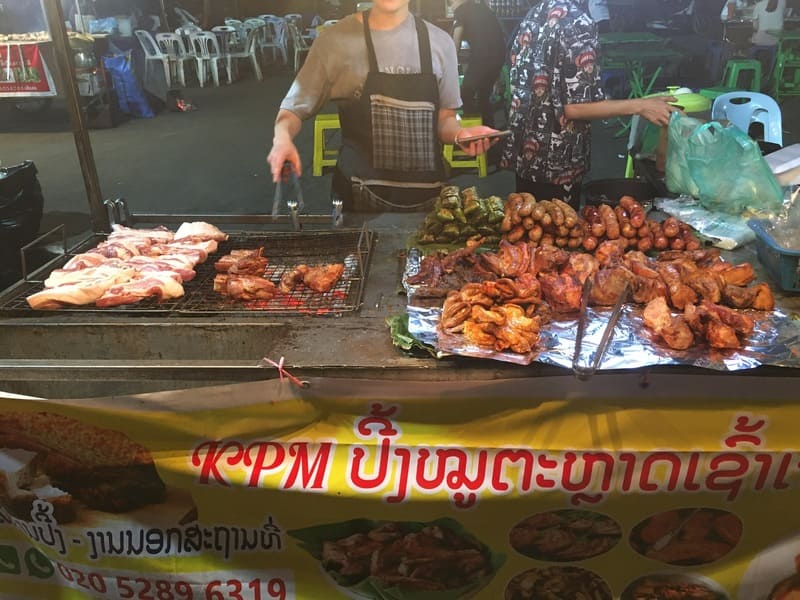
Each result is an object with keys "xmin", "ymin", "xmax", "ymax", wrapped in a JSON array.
[{"xmin": 501, "ymin": 0, "xmax": 605, "ymax": 185}]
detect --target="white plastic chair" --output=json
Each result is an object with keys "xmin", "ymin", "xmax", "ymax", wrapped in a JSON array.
[
  {"xmin": 134, "ymin": 29, "xmax": 172, "ymax": 88},
  {"xmin": 211, "ymin": 25, "xmax": 239, "ymax": 83},
  {"xmin": 285, "ymin": 21, "xmax": 311, "ymax": 73},
  {"xmin": 284, "ymin": 13, "xmax": 303, "ymax": 26},
  {"xmin": 228, "ymin": 26, "xmax": 264, "ymax": 81},
  {"xmin": 190, "ymin": 31, "xmax": 226, "ymax": 87},
  {"xmin": 259, "ymin": 17, "xmax": 288, "ymax": 66},
  {"xmin": 155, "ymin": 32, "xmax": 193, "ymax": 87},
  {"xmin": 711, "ymin": 91, "xmax": 783, "ymax": 146}
]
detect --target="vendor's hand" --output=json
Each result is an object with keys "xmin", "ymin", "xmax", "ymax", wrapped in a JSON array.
[
  {"xmin": 267, "ymin": 139, "xmax": 301, "ymax": 182},
  {"xmin": 455, "ymin": 125, "xmax": 502, "ymax": 156},
  {"xmin": 637, "ymin": 95, "xmax": 680, "ymax": 128}
]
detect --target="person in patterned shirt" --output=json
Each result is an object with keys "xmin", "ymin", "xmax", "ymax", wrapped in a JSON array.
[{"xmin": 500, "ymin": 0, "xmax": 677, "ymax": 209}]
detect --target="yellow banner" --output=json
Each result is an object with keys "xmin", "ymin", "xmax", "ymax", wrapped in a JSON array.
[{"xmin": 1, "ymin": 376, "xmax": 799, "ymax": 599}]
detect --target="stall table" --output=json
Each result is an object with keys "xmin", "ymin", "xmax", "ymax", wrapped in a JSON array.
[{"xmin": 1, "ymin": 213, "xmax": 799, "ymax": 599}]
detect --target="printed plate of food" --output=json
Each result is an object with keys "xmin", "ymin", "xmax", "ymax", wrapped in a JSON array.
[
  {"xmin": 288, "ymin": 518, "xmax": 505, "ymax": 599},
  {"xmin": 504, "ymin": 566, "xmax": 612, "ymax": 600},
  {"xmin": 0, "ymin": 410, "xmax": 195, "ymax": 528},
  {"xmin": 508, "ymin": 508, "xmax": 622, "ymax": 562},
  {"xmin": 620, "ymin": 572, "xmax": 729, "ymax": 600},
  {"xmin": 629, "ymin": 508, "xmax": 742, "ymax": 566},
  {"xmin": 738, "ymin": 536, "xmax": 800, "ymax": 600}
]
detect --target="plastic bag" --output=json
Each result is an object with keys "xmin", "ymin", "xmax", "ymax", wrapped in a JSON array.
[
  {"xmin": 666, "ymin": 112, "xmax": 784, "ymax": 215},
  {"xmin": 687, "ymin": 121, "xmax": 783, "ymax": 215},
  {"xmin": 665, "ymin": 112, "xmax": 702, "ymax": 199},
  {"xmin": 89, "ymin": 17, "xmax": 117, "ymax": 34},
  {"xmin": 102, "ymin": 51, "xmax": 154, "ymax": 118}
]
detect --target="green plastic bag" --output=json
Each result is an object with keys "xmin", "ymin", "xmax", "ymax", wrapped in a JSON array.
[
  {"xmin": 666, "ymin": 113, "xmax": 784, "ymax": 215},
  {"xmin": 666, "ymin": 112, "xmax": 702, "ymax": 200}
]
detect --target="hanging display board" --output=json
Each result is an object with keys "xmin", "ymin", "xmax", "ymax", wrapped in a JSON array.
[{"xmin": 1, "ymin": 376, "xmax": 800, "ymax": 599}]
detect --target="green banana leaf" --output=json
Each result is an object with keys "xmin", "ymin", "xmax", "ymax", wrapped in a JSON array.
[
  {"xmin": 386, "ymin": 314, "xmax": 438, "ymax": 357},
  {"xmin": 288, "ymin": 518, "xmax": 505, "ymax": 600}
]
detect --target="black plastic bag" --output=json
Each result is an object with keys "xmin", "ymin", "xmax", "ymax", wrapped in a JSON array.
[{"xmin": 0, "ymin": 160, "xmax": 44, "ymax": 288}]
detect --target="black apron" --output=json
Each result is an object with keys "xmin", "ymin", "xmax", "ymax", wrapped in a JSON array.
[{"xmin": 333, "ymin": 11, "xmax": 445, "ymax": 212}]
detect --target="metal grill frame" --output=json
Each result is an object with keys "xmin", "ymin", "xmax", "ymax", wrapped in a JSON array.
[{"xmin": 0, "ymin": 226, "xmax": 374, "ymax": 318}]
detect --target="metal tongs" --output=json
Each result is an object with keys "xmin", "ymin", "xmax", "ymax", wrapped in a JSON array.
[
  {"xmin": 571, "ymin": 278, "xmax": 630, "ymax": 380},
  {"xmin": 272, "ymin": 161, "xmax": 305, "ymax": 230}
]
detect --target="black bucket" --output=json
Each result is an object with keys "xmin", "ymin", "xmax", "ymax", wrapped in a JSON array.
[{"xmin": 582, "ymin": 178, "xmax": 657, "ymax": 207}]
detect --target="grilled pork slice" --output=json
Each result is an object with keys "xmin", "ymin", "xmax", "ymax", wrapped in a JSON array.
[
  {"xmin": 214, "ymin": 274, "xmax": 276, "ymax": 301},
  {"xmin": 95, "ymin": 272, "xmax": 185, "ymax": 307},
  {"xmin": 280, "ymin": 263, "xmax": 345, "ymax": 294},
  {"xmin": 27, "ymin": 270, "xmax": 136, "ymax": 310},
  {"xmin": 174, "ymin": 221, "xmax": 228, "ymax": 241},
  {"xmin": 214, "ymin": 248, "xmax": 268, "ymax": 275},
  {"xmin": 0, "ymin": 412, "xmax": 166, "ymax": 513}
]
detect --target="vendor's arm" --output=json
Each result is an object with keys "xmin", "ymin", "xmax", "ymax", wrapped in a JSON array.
[
  {"xmin": 438, "ymin": 109, "xmax": 497, "ymax": 155},
  {"xmin": 452, "ymin": 24, "xmax": 464, "ymax": 51},
  {"xmin": 268, "ymin": 110, "xmax": 303, "ymax": 183},
  {"xmin": 564, "ymin": 96, "xmax": 678, "ymax": 128},
  {"xmin": 266, "ymin": 29, "xmax": 333, "ymax": 181}
]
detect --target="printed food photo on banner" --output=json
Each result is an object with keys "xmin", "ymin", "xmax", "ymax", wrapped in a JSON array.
[
  {"xmin": 0, "ymin": 411, "xmax": 195, "ymax": 527},
  {"xmin": 508, "ymin": 508, "xmax": 622, "ymax": 562},
  {"xmin": 628, "ymin": 507, "xmax": 743, "ymax": 566},
  {"xmin": 740, "ymin": 536, "xmax": 800, "ymax": 599},
  {"xmin": 504, "ymin": 565, "xmax": 612, "ymax": 600},
  {"xmin": 620, "ymin": 572, "xmax": 729, "ymax": 600},
  {"xmin": 288, "ymin": 517, "xmax": 504, "ymax": 598}
]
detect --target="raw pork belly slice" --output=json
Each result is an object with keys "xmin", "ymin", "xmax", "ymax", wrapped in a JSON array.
[
  {"xmin": 62, "ymin": 252, "xmax": 108, "ymax": 271},
  {"xmin": 95, "ymin": 272, "xmax": 185, "ymax": 307},
  {"xmin": 126, "ymin": 255, "xmax": 197, "ymax": 282},
  {"xmin": 174, "ymin": 221, "xmax": 229, "ymax": 242},
  {"xmin": 108, "ymin": 224, "xmax": 175, "ymax": 244},
  {"xmin": 27, "ymin": 271, "xmax": 135, "ymax": 310},
  {"xmin": 44, "ymin": 262, "xmax": 133, "ymax": 288}
]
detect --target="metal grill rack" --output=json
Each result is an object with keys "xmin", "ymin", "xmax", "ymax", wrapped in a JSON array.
[{"xmin": 0, "ymin": 227, "xmax": 373, "ymax": 317}]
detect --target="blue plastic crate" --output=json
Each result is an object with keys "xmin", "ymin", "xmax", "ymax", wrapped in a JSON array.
[{"xmin": 748, "ymin": 219, "xmax": 800, "ymax": 292}]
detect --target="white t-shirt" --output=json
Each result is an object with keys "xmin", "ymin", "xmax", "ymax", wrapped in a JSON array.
[
  {"xmin": 280, "ymin": 13, "xmax": 462, "ymax": 120},
  {"xmin": 751, "ymin": 0, "xmax": 785, "ymax": 45}
]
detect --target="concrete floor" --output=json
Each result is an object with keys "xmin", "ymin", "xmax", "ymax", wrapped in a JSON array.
[{"xmin": 1, "ymin": 39, "xmax": 799, "ymax": 242}]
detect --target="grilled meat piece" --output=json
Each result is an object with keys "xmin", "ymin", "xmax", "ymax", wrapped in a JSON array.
[
  {"xmin": 590, "ymin": 267, "xmax": 632, "ymax": 307},
  {"xmin": 481, "ymin": 240, "xmax": 531, "ymax": 278},
  {"xmin": 52, "ymin": 464, "xmax": 165, "ymax": 513},
  {"xmin": 215, "ymin": 248, "xmax": 268, "ymax": 275},
  {"xmin": 215, "ymin": 274, "xmax": 276, "ymax": 301},
  {"xmin": 642, "ymin": 297, "xmax": 694, "ymax": 350},
  {"xmin": 539, "ymin": 272, "xmax": 583, "ymax": 313},
  {"xmin": 529, "ymin": 245, "xmax": 570, "ymax": 275},
  {"xmin": 303, "ymin": 263, "xmax": 344, "ymax": 293}
]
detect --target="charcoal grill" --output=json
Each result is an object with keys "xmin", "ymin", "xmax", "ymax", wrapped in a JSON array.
[{"xmin": 0, "ymin": 225, "xmax": 373, "ymax": 317}]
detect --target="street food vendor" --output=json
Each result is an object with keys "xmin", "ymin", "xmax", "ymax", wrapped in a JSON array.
[{"xmin": 266, "ymin": 0, "xmax": 500, "ymax": 212}]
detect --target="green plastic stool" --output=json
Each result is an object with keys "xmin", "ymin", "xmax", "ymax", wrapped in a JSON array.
[
  {"xmin": 699, "ymin": 86, "xmax": 735, "ymax": 101},
  {"xmin": 721, "ymin": 58, "xmax": 762, "ymax": 91}
]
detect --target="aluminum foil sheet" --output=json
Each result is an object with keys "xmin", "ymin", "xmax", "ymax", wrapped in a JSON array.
[
  {"xmin": 404, "ymin": 250, "xmax": 800, "ymax": 371},
  {"xmin": 408, "ymin": 303, "xmax": 800, "ymax": 371}
]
